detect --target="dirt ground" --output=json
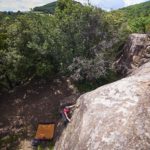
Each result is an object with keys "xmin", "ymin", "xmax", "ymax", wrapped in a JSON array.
[{"xmin": 0, "ymin": 77, "xmax": 80, "ymax": 150}]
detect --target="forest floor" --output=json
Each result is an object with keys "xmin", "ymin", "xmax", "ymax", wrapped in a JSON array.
[{"xmin": 0, "ymin": 77, "xmax": 80, "ymax": 150}]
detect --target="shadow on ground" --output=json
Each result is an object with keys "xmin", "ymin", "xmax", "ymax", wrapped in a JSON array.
[{"xmin": 0, "ymin": 77, "xmax": 80, "ymax": 150}]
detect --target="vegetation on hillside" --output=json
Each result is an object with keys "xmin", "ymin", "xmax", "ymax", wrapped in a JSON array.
[
  {"xmin": 119, "ymin": 1, "xmax": 150, "ymax": 18},
  {"xmin": 0, "ymin": 0, "xmax": 150, "ymax": 91},
  {"xmin": 108, "ymin": 1, "xmax": 150, "ymax": 34}
]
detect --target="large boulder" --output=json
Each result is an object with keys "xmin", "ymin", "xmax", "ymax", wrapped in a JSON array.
[
  {"xmin": 55, "ymin": 62, "xmax": 150, "ymax": 150},
  {"xmin": 115, "ymin": 34, "xmax": 150, "ymax": 75}
]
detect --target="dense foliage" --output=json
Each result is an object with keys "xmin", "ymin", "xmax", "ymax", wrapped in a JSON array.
[{"xmin": 0, "ymin": 0, "xmax": 150, "ymax": 91}]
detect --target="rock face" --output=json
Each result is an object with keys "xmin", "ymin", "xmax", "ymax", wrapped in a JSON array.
[
  {"xmin": 55, "ymin": 63, "xmax": 150, "ymax": 149},
  {"xmin": 115, "ymin": 34, "xmax": 150, "ymax": 75},
  {"xmin": 55, "ymin": 34, "xmax": 150, "ymax": 150}
]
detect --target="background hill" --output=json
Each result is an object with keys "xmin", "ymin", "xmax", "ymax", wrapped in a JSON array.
[
  {"xmin": 33, "ymin": 1, "xmax": 57, "ymax": 14},
  {"xmin": 33, "ymin": 1, "xmax": 82, "ymax": 14},
  {"xmin": 119, "ymin": 1, "xmax": 150, "ymax": 18},
  {"xmin": 33, "ymin": 0, "xmax": 150, "ymax": 15}
]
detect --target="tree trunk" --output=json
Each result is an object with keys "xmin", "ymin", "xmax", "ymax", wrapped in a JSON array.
[{"xmin": 5, "ymin": 74, "xmax": 13, "ymax": 89}]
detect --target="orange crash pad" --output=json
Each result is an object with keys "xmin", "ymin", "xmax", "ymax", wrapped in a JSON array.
[{"xmin": 35, "ymin": 123, "xmax": 55, "ymax": 140}]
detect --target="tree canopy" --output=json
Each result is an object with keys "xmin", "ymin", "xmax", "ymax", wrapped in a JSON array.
[{"xmin": 0, "ymin": 0, "xmax": 150, "ymax": 91}]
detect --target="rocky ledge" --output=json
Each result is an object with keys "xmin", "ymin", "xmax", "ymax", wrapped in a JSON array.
[{"xmin": 115, "ymin": 33, "xmax": 150, "ymax": 75}]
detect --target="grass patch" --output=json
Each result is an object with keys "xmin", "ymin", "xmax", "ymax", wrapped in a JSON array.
[{"xmin": 37, "ymin": 141, "xmax": 54, "ymax": 150}]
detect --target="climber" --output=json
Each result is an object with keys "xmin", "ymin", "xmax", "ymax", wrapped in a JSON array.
[{"xmin": 60, "ymin": 104, "xmax": 76, "ymax": 125}]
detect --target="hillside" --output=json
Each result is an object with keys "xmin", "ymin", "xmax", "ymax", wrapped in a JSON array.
[
  {"xmin": 107, "ymin": 1, "xmax": 150, "ymax": 34},
  {"xmin": 119, "ymin": 1, "xmax": 150, "ymax": 18}
]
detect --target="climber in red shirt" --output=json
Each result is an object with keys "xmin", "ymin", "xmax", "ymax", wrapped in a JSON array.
[
  {"xmin": 63, "ymin": 106, "xmax": 71, "ymax": 122},
  {"xmin": 60, "ymin": 104, "xmax": 76, "ymax": 125}
]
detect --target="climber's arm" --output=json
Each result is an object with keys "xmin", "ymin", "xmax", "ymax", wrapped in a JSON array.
[
  {"xmin": 64, "ymin": 112, "xmax": 71, "ymax": 122},
  {"xmin": 67, "ymin": 104, "xmax": 77, "ymax": 109}
]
